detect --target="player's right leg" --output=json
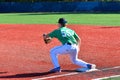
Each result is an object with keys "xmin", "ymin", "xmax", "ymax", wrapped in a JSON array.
[
  {"xmin": 69, "ymin": 48, "xmax": 89, "ymax": 68},
  {"xmin": 69, "ymin": 45, "xmax": 96, "ymax": 72}
]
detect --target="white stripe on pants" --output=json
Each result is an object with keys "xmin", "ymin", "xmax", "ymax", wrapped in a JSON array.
[{"xmin": 50, "ymin": 44, "xmax": 88, "ymax": 68}]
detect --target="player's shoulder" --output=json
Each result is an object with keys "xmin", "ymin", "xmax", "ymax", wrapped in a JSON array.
[
  {"xmin": 66, "ymin": 27, "xmax": 75, "ymax": 32},
  {"xmin": 52, "ymin": 28, "xmax": 61, "ymax": 34}
]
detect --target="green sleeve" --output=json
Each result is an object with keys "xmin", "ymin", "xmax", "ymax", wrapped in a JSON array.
[
  {"xmin": 48, "ymin": 30, "xmax": 57, "ymax": 38},
  {"xmin": 74, "ymin": 32, "xmax": 80, "ymax": 41}
]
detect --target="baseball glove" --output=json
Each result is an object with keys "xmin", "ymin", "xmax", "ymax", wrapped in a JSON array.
[{"xmin": 43, "ymin": 34, "xmax": 51, "ymax": 44}]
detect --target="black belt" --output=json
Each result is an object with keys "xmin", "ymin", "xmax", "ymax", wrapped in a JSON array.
[{"xmin": 67, "ymin": 42, "xmax": 72, "ymax": 45}]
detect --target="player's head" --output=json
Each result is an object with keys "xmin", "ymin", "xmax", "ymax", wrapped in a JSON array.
[{"xmin": 58, "ymin": 18, "xmax": 67, "ymax": 27}]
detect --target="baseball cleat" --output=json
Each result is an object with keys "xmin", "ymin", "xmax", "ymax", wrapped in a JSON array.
[
  {"xmin": 76, "ymin": 64, "xmax": 97, "ymax": 72},
  {"xmin": 87, "ymin": 64, "xmax": 96, "ymax": 69},
  {"xmin": 49, "ymin": 67, "xmax": 61, "ymax": 73}
]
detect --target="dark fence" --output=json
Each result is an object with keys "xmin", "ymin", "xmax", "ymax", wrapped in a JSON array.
[{"xmin": 0, "ymin": 2, "xmax": 120, "ymax": 12}]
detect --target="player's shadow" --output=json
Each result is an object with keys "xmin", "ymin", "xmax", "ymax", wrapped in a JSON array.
[
  {"xmin": 0, "ymin": 71, "xmax": 54, "ymax": 79},
  {"xmin": 61, "ymin": 70, "xmax": 76, "ymax": 72},
  {"xmin": 0, "ymin": 72, "xmax": 7, "ymax": 74},
  {"xmin": 0, "ymin": 70, "xmax": 77, "ymax": 79}
]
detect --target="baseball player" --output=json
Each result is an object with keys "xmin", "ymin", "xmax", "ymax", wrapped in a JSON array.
[{"xmin": 43, "ymin": 18, "xmax": 96, "ymax": 72}]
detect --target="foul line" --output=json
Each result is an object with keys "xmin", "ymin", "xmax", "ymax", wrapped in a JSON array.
[
  {"xmin": 32, "ymin": 72, "xmax": 78, "ymax": 80},
  {"xmin": 92, "ymin": 75, "xmax": 120, "ymax": 80},
  {"xmin": 32, "ymin": 66, "xmax": 120, "ymax": 80},
  {"xmin": 101, "ymin": 66, "xmax": 120, "ymax": 71},
  {"xmin": 92, "ymin": 66, "xmax": 120, "ymax": 80}
]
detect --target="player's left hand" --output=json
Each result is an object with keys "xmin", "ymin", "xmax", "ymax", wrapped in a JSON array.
[{"xmin": 43, "ymin": 34, "xmax": 52, "ymax": 44}]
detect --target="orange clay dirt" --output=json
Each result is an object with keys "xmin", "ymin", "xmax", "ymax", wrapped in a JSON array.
[{"xmin": 0, "ymin": 24, "xmax": 119, "ymax": 80}]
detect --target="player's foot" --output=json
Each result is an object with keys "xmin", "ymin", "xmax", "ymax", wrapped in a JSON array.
[
  {"xmin": 49, "ymin": 67, "xmax": 61, "ymax": 73},
  {"xmin": 87, "ymin": 64, "xmax": 96, "ymax": 69},
  {"xmin": 76, "ymin": 64, "xmax": 96, "ymax": 72}
]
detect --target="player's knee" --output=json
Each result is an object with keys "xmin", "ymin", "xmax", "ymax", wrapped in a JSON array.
[
  {"xmin": 72, "ymin": 58, "xmax": 80, "ymax": 64},
  {"xmin": 71, "ymin": 59, "xmax": 77, "ymax": 64}
]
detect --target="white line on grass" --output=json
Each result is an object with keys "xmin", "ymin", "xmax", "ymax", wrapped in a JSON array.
[
  {"xmin": 92, "ymin": 75, "xmax": 120, "ymax": 80},
  {"xmin": 32, "ymin": 66, "xmax": 120, "ymax": 80}
]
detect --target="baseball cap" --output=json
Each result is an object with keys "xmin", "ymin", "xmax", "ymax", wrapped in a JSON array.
[{"xmin": 58, "ymin": 18, "xmax": 67, "ymax": 24}]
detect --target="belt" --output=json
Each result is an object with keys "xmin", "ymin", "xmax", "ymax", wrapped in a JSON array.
[{"xmin": 67, "ymin": 42, "xmax": 72, "ymax": 45}]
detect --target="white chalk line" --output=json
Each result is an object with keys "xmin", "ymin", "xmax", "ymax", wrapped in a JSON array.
[
  {"xmin": 92, "ymin": 75, "xmax": 120, "ymax": 80},
  {"xmin": 101, "ymin": 66, "xmax": 120, "ymax": 71},
  {"xmin": 92, "ymin": 66, "xmax": 120, "ymax": 80},
  {"xmin": 32, "ymin": 72, "xmax": 78, "ymax": 80},
  {"xmin": 32, "ymin": 66, "xmax": 120, "ymax": 80},
  {"xmin": 32, "ymin": 69, "xmax": 99, "ymax": 80}
]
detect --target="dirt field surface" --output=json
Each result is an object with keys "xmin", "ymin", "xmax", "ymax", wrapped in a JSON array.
[{"xmin": 0, "ymin": 24, "xmax": 120, "ymax": 80}]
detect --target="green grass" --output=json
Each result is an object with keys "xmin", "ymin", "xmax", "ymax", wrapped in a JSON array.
[
  {"xmin": 0, "ymin": 13, "xmax": 120, "ymax": 26},
  {"xmin": 102, "ymin": 76, "xmax": 120, "ymax": 80}
]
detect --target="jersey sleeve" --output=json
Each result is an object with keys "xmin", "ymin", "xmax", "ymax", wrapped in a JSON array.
[
  {"xmin": 48, "ymin": 30, "xmax": 57, "ymax": 38},
  {"xmin": 74, "ymin": 32, "xmax": 80, "ymax": 41}
]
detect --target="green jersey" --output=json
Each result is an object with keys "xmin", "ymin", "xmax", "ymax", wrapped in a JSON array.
[{"xmin": 48, "ymin": 27, "xmax": 80, "ymax": 45}]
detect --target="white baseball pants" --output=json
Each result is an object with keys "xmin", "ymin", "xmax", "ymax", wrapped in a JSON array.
[{"xmin": 50, "ymin": 43, "xmax": 89, "ymax": 68}]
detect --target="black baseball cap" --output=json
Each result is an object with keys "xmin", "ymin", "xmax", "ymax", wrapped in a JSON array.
[{"xmin": 58, "ymin": 18, "xmax": 67, "ymax": 24}]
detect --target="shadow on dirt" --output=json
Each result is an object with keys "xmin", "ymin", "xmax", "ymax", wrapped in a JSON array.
[
  {"xmin": 0, "ymin": 70, "xmax": 78, "ymax": 79},
  {"xmin": 0, "ymin": 71, "xmax": 54, "ymax": 78},
  {"xmin": 0, "ymin": 72, "xmax": 7, "ymax": 74},
  {"xmin": 61, "ymin": 70, "xmax": 76, "ymax": 72}
]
